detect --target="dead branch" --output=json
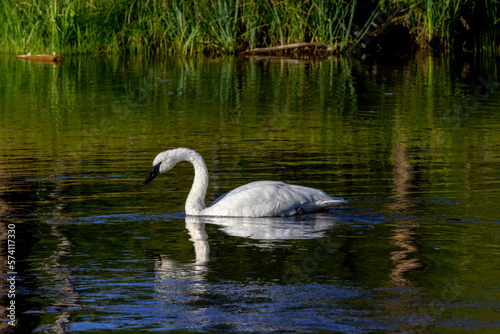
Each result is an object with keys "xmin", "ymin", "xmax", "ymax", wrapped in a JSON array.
[{"xmin": 245, "ymin": 42, "xmax": 331, "ymax": 54}]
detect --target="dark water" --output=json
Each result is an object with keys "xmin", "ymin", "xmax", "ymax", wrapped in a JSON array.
[{"xmin": 1, "ymin": 54, "xmax": 499, "ymax": 333}]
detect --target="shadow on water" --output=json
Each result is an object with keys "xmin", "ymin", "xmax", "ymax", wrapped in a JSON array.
[
  {"xmin": 33, "ymin": 210, "xmax": 420, "ymax": 333},
  {"xmin": 2, "ymin": 202, "xmax": 497, "ymax": 332},
  {"xmin": 36, "ymin": 207, "xmax": 444, "ymax": 333}
]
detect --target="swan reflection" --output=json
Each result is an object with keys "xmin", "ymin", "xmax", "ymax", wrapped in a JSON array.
[
  {"xmin": 189, "ymin": 215, "xmax": 337, "ymax": 240},
  {"xmin": 154, "ymin": 219, "xmax": 210, "ymax": 298},
  {"xmin": 155, "ymin": 215, "xmax": 337, "ymax": 289}
]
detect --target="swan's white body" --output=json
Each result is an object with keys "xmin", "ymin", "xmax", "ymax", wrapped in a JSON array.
[{"xmin": 143, "ymin": 148, "xmax": 346, "ymax": 217}]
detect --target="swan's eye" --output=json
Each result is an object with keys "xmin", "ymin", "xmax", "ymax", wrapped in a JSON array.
[{"xmin": 153, "ymin": 162, "xmax": 162, "ymax": 173}]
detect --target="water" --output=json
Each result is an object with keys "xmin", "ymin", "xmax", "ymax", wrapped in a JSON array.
[{"xmin": 1, "ymin": 53, "xmax": 499, "ymax": 333}]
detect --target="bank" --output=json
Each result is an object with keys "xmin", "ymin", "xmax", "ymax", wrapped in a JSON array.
[{"xmin": 1, "ymin": 0, "xmax": 498, "ymax": 56}]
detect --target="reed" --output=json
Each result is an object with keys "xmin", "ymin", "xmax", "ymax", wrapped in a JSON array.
[
  {"xmin": 398, "ymin": 0, "xmax": 500, "ymax": 51},
  {"xmin": 0, "ymin": 0, "xmax": 498, "ymax": 55}
]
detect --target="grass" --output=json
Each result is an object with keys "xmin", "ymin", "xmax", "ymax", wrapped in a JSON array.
[
  {"xmin": 0, "ymin": 0, "xmax": 498, "ymax": 55},
  {"xmin": 395, "ymin": 0, "xmax": 500, "ymax": 51}
]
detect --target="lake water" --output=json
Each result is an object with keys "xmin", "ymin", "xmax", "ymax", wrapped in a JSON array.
[{"xmin": 0, "ymin": 53, "xmax": 499, "ymax": 333}]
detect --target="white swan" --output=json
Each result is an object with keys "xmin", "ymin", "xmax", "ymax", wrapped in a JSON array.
[{"xmin": 143, "ymin": 148, "xmax": 346, "ymax": 217}]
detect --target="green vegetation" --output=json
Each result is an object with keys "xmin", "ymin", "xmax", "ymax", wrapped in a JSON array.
[
  {"xmin": 391, "ymin": 0, "xmax": 500, "ymax": 52},
  {"xmin": 0, "ymin": 0, "xmax": 499, "ymax": 55}
]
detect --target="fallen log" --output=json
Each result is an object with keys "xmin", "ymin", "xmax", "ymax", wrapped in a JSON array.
[
  {"xmin": 245, "ymin": 42, "xmax": 331, "ymax": 55},
  {"xmin": 15, "ymin": 52, "xmax": 64, "ymax": 63}
]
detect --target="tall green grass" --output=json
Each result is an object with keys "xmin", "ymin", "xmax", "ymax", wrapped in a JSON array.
[
  {"xmin": 396, "ymin": 0, "xmax": 500, "ymax": 51},
  {"xmin": 0, "ymin": 0, "xmax": 498, "ymax": 55},
  {"xmin": 0, "ymin": 0, "xmax": 357, "ymax": 55}
]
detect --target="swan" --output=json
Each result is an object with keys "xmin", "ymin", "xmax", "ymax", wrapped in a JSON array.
[{"xmin": 142, "ymin": 148, "xmax": 346, "ymax": 217}]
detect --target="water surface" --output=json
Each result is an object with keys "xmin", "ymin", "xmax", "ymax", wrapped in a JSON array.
[{"xmin": 0, "ymin": 54, "xmax": 499, "ymax": 333}]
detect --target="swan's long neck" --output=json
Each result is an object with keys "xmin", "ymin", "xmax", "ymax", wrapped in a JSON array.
[{"xmin": 178, "ymin": 149, "xmax": 209, "ymax": 215}]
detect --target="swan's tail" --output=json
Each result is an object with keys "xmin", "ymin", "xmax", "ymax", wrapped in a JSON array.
[
  {"xmin": 317, "ymin": 198, "xmax": 347, "ymax": 208},
  {"xmin": 296, "ymin": 197, "xmax": 347, "ymax": 214}
]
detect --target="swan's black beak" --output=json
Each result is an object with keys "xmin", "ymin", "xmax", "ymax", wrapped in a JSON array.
[{"xmin": 142, "ymin": 162, "xmax": 161, "ymax": 186}]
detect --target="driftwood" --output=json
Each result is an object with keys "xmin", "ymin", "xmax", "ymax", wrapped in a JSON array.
[
  {"xmin": 245, "ymin": 42, "xmax": 331, "ymax": 55},
  {"xmin": 16, "ymin": 53, "xmax": 64, "ymax": 63}
]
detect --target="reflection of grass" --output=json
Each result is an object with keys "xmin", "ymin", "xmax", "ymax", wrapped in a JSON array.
[
  {"xmin": 2, "ymin": 54, "xmax": 500, "ymax": 201},
  {"xmin": 2, "ymin": 0, "xmax": 497, "ymax": 55}
]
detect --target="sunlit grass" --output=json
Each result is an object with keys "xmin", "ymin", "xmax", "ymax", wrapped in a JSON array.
[{"xmin": 0, "ymin": 0, "xmax": 498, "ymax": 55}]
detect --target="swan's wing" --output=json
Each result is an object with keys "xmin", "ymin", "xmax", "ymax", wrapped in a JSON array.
[
  {"xmin": 205, "ymin": 181, "xmax": 345, "ymax": 217},
  {"xmin": 209, "ymin": 191, "xmax": 231, "ymax": 207}
]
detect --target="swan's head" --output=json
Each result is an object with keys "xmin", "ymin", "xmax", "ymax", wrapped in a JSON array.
[{"xmin": 142, "ymin": 150, "xmax": 183, "ymax": 186}]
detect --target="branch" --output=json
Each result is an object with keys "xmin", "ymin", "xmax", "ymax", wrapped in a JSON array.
[{"xmin": 245, "ymin": 42, "xmax": 331, "ymax": 54}]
